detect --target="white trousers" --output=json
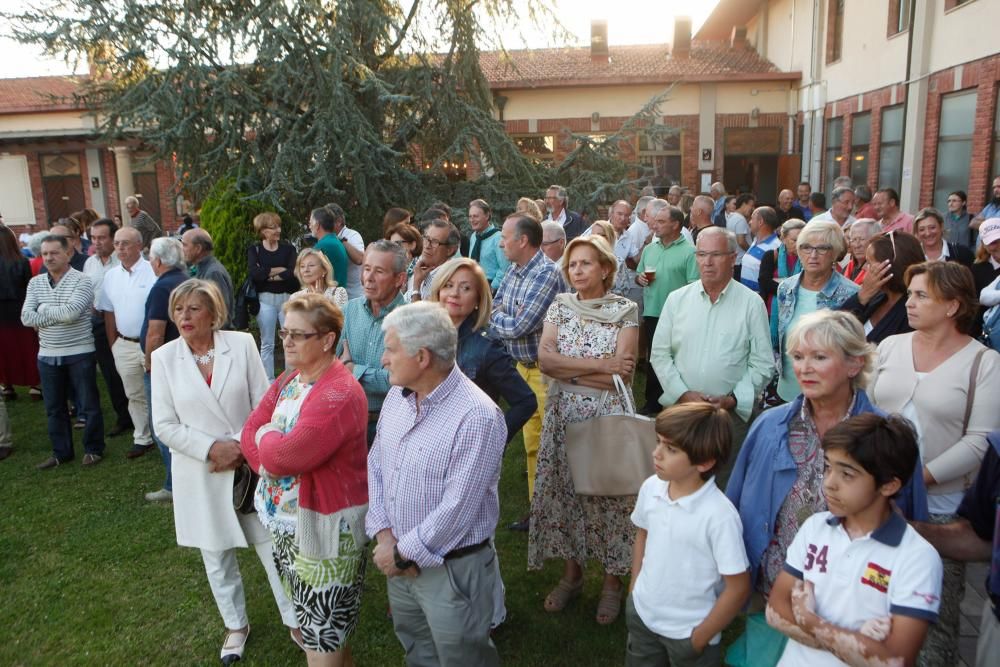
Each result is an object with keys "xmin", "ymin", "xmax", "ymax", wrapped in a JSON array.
[
  {"xmin": 111, "ymin": 339, "xmax": 151, "ymax": 444},
  {"xmin": 201, "ymin": 537, "xmax": 298, "ymax": 631}
]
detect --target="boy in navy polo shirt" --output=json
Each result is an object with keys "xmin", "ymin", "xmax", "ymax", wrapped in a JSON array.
[
  {"xmin": 767, "ymin": 414, "xmax": 943, "ymax": 666},
  {"xmin": 626, "ymin": 402, "xmax": 750, "ymax": 666}
]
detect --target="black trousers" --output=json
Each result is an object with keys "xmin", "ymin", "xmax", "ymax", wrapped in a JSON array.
[
  {"xmin": 92, "ymin": 317, "xmax": 131, "ymax": 427},
  {"xmin": 642, "ymin": 316, "xmax": 662, "ymax": 414}
]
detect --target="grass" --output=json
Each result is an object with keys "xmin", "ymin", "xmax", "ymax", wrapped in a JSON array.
[{"xmin": 0, "ymin": 369, "xmax": 744, "ymax": 665}]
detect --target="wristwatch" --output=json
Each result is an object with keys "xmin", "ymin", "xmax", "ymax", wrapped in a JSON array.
[{"xmin": 393, "ymin": 545, "xmax": 415, "ymax": 571}]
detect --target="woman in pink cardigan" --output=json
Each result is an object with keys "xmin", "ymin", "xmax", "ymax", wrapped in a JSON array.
[
  {"xmin": 870, "ymin": 261, "xmax": 1000, "ymax": 667},
  {"xmin": 241, "ymin": 293, "xmax": 369, "ymax": 666}
]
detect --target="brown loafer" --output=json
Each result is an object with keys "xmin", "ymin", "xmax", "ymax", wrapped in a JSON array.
[
  {"xmin": 36, "ymin": 456, "xmax": 66, "ymax": 470},
  {"xmin": 125, "ymin": 444, "xmax": 155, "ymax": 459},
  {"xmin": 82, "ymin": 453, "xmax": 103, "ymax": 467}
]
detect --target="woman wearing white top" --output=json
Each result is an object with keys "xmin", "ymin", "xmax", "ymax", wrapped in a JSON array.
[
  {"xmin": 151, "ymin": 279, "xmax": 301, "ymax": 664},
  {"xmin": 292, "ymin": 248, "xmax": 348, "ymax": 308},
  {"xmin": 870, "ymin": 261, "xmax": 1000, "ymax": 667}
]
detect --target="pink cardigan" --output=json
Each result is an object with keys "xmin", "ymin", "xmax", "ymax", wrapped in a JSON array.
[{"xmin": 241, "ymin": 361, "xmax": 369, "ymax": 521}]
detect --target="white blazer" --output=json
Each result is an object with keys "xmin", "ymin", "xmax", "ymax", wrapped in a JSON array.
[{"xmin": 152, "ymin": 330, "xmax": 270, "ymax": 551}]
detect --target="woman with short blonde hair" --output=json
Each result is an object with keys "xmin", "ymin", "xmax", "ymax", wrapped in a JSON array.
[
  {"xmin": 516, "ymin": 197, "xmax": 544, "ymax": 222},
  {"xmin": 561, "ymin": 235, "xmax": 618, "ymax": 293},
  {"xmin": 292, "ymin": 248, "xmax": 348, "ymax": 309}
]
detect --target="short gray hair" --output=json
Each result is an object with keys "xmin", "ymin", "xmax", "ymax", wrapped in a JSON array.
[
  {"xmin": 366, "ymin": 239, "xmax": 408, "ymax": 274},
  {"xmin": 28, "ymin": 231, "xmax": 48, "ymax": 256},
  {"xmin": 547, "ymin": 185, "xmax": 568, "ymax": 203},
  {"xmin": 710, "ymin": 182, "xmax": 726, "ymax": 196},
  {"xmin": 833, "ymin": 176, "xmax": 853, "ymax": 190},
  {"xmin": 124, "ymin": 195, "xmax": 140, "ymax": 207},
  {"xmin": 780, "ymin": 219, "xmax": 806, "ymax": 238},
  {"xmin": 149, "ymin": 237, "xmax": 185, "ymax": 269},
  {"xmin": 646, "ymin": 198, "xmax": 669, "ymax": 219},
  {"xmin": 635, "ymin": 196, "xmax": 654, "ymax": 217},
  {"xmin": 798, "ymin": 219, "xmax": 848, "ymax": 259},
  {"xmin": 849, "ymin": 218, "xmax": 882, "ymax": 240},
  {"xmin": 832, "ymin": 186, "xmax": 854, "ymax": 203},
  {"xmin": 786, "ymin": 310, "xmax": 874, "ymax": 390},
  {"xmin": 541, "ymin": 221, "xmax": 566, "ymax": 242},
  {"xmin": 382, "ymin": 302, "xmax": 457, "ymax": 367},
  {"xmin": 696, "ymin": 226, "xmax": 739, "ymax": 253}
]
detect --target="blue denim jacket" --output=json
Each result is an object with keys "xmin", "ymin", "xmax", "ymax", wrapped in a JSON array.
[
  {"xmin": 456, "ymin": 315, "xmax": 537, "ymax": 444},
  {"xmin": 773, "ymin": 270, "xmax": 859, "ymax": 357},
  {"xmin": 725, "ymin": 390, "xmax": 929, "ymax": 587}
]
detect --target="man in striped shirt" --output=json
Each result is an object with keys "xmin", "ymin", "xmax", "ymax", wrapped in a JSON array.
[{"xmin": 21, "ymin": 234, "xmax": 105, "ymax": 469}]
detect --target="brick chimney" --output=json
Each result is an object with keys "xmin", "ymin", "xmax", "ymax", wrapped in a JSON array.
[
  {"xmin": 591, "ymin": 20, "xmax": 609, "ymax": 63},
  {"xmin": 730, "ymin": 26, "xmax": 749, "ymax": 50},
  {"xmin": 672, "ymin": 16, "xmax": 692, "ymax": 58}
]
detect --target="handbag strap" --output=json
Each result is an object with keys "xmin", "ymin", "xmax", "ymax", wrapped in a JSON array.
[
  {"xmin": 612, "ymin": 374, "xmax": 637, "ymax": 417},
  {"xmin": 962, "ymin": 348, "xmax": 986, "ymax": 433}
]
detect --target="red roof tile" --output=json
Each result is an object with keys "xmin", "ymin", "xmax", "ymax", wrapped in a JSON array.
[
  {"xmin": 0, "ymin": 75, "xmax": 86, "ymax": 114},
  {"xmin": 480, "ymin": 41, "xmax": 797, "ymax": 90}
]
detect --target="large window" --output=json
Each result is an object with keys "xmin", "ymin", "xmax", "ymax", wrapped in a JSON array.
[
  {"xmin": 850, "ymin": 113, "xmax": 871, "ymax": 186},
  {"xmin": 934, "ymin": 91, "xmax": 977, "ymax": 210},
  {"xmin": 824, "ymin": 117, "xmax": 844, "ymax": 198},
  {"xmin": 827, "ymin": 0, "xmax": 845, "ymax": 63},
  {"xmin": 0, "ymin": 155, "xmax": 36, "ymax": 225},
  {"xmin": 638, "ymin": 128, "xmax": 682, "ymax": 185},
  {"xmin": 512, "ymin": 134, "xmax": 556, "ymax": 164},
  {"xmin": 888, "ymin": 0, "xmax": 910, "ymax": 36},
  {"xmin": 878, "ymin": 105, "xmax": 904, "ymax": 192}
]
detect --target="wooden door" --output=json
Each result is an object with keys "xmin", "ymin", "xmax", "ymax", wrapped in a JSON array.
[{"xmin": 42, "ymin": 175, "xmax": 85, "ymax": 223}]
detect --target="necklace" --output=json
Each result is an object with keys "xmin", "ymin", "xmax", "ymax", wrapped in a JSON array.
[{"xmin": 193, "ymin": 348, "xmax": 215, "ymax": 366}]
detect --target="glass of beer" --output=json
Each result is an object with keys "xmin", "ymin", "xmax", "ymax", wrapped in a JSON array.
[{"xmin": 644, "ymin": 267, "xmax": 657, "ymax": 284}]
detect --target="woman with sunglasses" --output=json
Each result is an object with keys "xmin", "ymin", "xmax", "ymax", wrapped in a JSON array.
[
  {"xmin": 773, "ymin": 219, "xmax": 859, "ymax": 402},
  {"xmin": 837, "ymin": 231, "xmax": 925, "ymax": 343}
]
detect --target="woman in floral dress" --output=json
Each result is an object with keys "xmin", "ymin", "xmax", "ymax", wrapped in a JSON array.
[
  {"xmin": 530, "ymin": 235, "xmax": 639, "ymax": 626},
  {"xmin": 241, "ymin": 293, "xmax": 369, "ymax": 666}
]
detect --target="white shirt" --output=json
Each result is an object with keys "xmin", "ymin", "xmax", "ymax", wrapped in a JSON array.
[
  {"xmin": 726, "ymin": 212, "xmax": 750, "ymax": 264},
  {"xmin": 338, "ymin": 226, "xmax": 365, "ymax": 299},
  {"xmin": 777, "ymin": 512, "xmax": 942, "ymax": 667},
  {"xmin": 96, "ymin": 257, "xmax": 155, "ymax": 337},
  {"xmin": 812, "ymin": 210, "xmax": 857, "ymax": 229},
  {"xmin": 82, "ymin": 253, "xmax": 120, "ymax": 308},
  {"xmin": 545, "ymin": 208, "xmax": 567, "ymax": 227},
  {"xmin": 630, "ymin": 475, "xmax": 749, "ymax": 642}
]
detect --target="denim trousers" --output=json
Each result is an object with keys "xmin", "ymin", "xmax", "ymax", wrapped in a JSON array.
[
  {"xmin": 144, "ymin": 371, "xmax": 171, "ymax": 491},
  {"xmin": 258, "ymin": 292, "xmax": 289, "ymax": 381},
  {"xmin": 38, "ymin": 353, "xmax": 105, "ymax": 461}
]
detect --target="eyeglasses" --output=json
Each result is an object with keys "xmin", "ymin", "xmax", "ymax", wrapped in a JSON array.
[
  {"xmin": 799, "ymin": 244, "xmax": 833, "ymax": 256},
  {"xmin": 695, "ymin": 251, "xmax": 734, "ymax": 260},
  {"xmin": 541, "ymin": 239, "xmax": 562, "ymax": 246},
  {"xmin": 422, "ymin": 235, "xmax": 452, "ymax": 249},
  {"xmin": 278, "ymin": 329, "xmax": 323, "ymax": 342}
]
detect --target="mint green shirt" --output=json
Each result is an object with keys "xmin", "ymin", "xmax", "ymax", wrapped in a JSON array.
[
  {"xmin": 650, "ymin": 279, "xmax": 775, "ymax": 421},
  {"xmin": 636, "ymin": 236, "xmax": 700, "ymax": 317},
  {"xmin": 777, "ymin": 287, "xmax": 820, "ymax": 401}
]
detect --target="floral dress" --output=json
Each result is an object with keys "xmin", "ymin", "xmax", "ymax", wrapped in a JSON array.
[
  {"xmin": 527, "ymin": 296, "xmax": 639, "ymax": 576},
  {"xmin": 255, "ymin": 376, "xmax": 366, "ymax": 653}
]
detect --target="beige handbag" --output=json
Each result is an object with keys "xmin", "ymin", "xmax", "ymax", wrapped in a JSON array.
[{"xmin": 564, "ymin": 374, "xmax": 657, "ymax": 496}]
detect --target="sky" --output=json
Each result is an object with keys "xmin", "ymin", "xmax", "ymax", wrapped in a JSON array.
[{"xmin": 0, "ymin": 0, "xmax": 720, "ymax": 79}]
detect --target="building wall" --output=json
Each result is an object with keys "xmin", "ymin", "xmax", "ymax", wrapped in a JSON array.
[
  {"xmin": 928, "ymin": 0, "xmax": 1000, "ymax": 74},
  {"xmin": 0, "ymin": 111, "xmax": 96, "ymax": 135},
  {"xmin": 501, "ymin": 84, "xmax": 701, "ymax": 120},
  {"xmin": 821, "ymin": 0, "xmax": 908, "ymax": 103}
]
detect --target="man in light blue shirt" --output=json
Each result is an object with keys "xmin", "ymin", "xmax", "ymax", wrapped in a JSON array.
[{"xmin": 467, "ymin": 199, "xmax": 509, "ymax": 291}]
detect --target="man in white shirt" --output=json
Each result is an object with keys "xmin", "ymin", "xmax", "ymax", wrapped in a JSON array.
[
  {"xmin": 82, "ymin": 218, "xmax": 131, "ymax": 437},
  {"xmin": 609, "ymin": 200, "xmax": 641, "ymax": 304},
  {"xmin": 726, "ymin": 194, "xmax": 754, "ymax": 271},
  {"xmin": 543, "ymin": 184, "xmax": 586, "ymax": 241},
  {"xmin": 813, "ymin": 186, "xmax": 857, "ymax": 229},
  {"xmin": 330, "ymin": 203, "xmax": 365, "ymax": 299},
  {"xmin": 97, "ymin": 226, "xmax": 156, "ymax": 459}
]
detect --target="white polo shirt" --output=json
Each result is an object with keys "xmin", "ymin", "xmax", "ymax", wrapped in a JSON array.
[
  {"xmin": 96, "ymin": 257, "xmax": 155, "ymax": 338},
  {"xmin": 338, "ymin": 226, "xmax": 365, "ymax": 300},
  {"xmin": 82, "ymin": 253, "xmax": 120, "ymax": 307},
  {"xmin": 630, "ymin": 475, "xmax": 749, "ymax": 642},
  {"xmin": 777, "ymin": 511, "xmax": 942, "ymax": 667}
]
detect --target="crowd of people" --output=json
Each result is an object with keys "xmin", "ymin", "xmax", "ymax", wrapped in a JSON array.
[{"xmin": 2, "ymin": 174, "xmax": 1000, "ymax": 667}]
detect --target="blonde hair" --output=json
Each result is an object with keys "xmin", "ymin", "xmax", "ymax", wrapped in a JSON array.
[
  {"xmin": 589, "ymin": 220, "xmax": 617, "ymax": 246},
  {"xmin": 429, "ymin": 258, "xmax": 492, "ymax": 330},
  {"xmin": 516, "ymin": 197, "xmax": 543, "ymax": 222},
  {"xmin": 295, "ymin": 248, "xmax": 336, "ymax": 291},
  {"xmin": 168, "ymin": 279, "xmax": 228, "ymax": 331},
  {"xmin": 562, "ymin": 235, "xmax": 618, "ymax": 292},
  {"xmin": 253, "ymin": 211, "xmax": 282, "ymax": 238},
  {"xmin": 786, "ymin": 310, "xmax": 874, "ymax": 390}
]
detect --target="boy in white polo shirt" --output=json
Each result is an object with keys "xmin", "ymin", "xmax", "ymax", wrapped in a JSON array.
[
  {"xmin": 627, "ymin": 403, "xmax": 750, "ymax": 666},
  {"xmin": 767, "ymin": 414, "xmax": 943, "ymax": 666}
]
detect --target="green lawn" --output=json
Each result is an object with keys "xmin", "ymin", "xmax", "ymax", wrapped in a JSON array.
[{"xmin": 0, "ymin": 370, "xmax": 744, "ymax": 665}]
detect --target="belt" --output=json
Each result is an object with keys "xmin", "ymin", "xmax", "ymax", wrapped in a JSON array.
[
  {"xmin": 368, "ymin": 411, "xmax": 380, "ymax": 423},
  {"xmin": 518, "ymin": 361, "xmax": 538, "ymax": 369},
  {"xmin": 444, "ymin": 538, "xmax": 490, "ymax": 561},
  {"xmin": 117, "ymin": 333, "xmax": 140, "ymax": 343}
]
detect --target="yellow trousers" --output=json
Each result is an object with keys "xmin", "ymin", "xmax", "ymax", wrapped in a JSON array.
[{"xmin": 516, "ymin": 363, "xmax": 547, "ymax": 500}]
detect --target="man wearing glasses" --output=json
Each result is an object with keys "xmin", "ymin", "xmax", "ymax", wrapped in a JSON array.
[
  {"xmin": 650, "ymin": 227, "xmax": 774, "ymax": 478},
  {"xmin": 543, "ymin": 185, "xmax": 586, "ymax": 242},
  {"xmin": 408, "ymin": 219, "xmax": 460, "ymax": 302}
]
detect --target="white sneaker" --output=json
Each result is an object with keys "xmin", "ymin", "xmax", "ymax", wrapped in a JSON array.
[{"xmin": 144, "ymin": 488, "xmax": 173, "ymax": 503}]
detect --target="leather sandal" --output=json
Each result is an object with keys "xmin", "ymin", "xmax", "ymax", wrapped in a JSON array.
[
  {"xmin": 220, "ymin": 624, "xmax": 249, "ymax": 665},
  {"xmin": 595, "ymin": 586, "xmax": 624, "ymax": 625},
  {"xmin": 543, "ymin": 577, "xmax": 583, "ymax": 612}
]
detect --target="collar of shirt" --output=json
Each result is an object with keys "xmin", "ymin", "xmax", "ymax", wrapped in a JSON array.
[
  {"xmin": 514, "ymin": 249, "xmax": 546, "ymax": 276},
  {"xmin": 365, "ymin": 291, "xmax": 405, "ymax": 318},
  {"xmin": 697, "ymin": 278, "xmax": 733, "ymax": 302},
  {"xmin": 400, "ymin": 364, "xmax": 463, "ymax": 408},
  {"xmin": 990, "ymin": 256, "xmax": 1000, "ymax": 270},
  {"xmin": 752, "ymin": 233, "xmax": 778, "ymax": 248},
  {"xmin": 652, "ymin": 476, "xmax": 717, "ymax": 510},
  {"xmin": 546, "ymin": 208, "xmax": 567, "ymax": 226},
  {"xmin": 799, "ymin": 391, "xmax": 857, "ymax": 424},
  {"xmin": 825, "ymin": 510, "xmax": 906, "ymax": 547}
]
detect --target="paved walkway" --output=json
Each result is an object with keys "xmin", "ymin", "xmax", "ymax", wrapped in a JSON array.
[{"xmin": 960, "ymin": 561, "xmax": 989, "ymax": 667}]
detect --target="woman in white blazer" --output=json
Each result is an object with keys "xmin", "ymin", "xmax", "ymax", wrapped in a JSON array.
[{"xmin": 151, "ymin": 279, "xmax": 300, "ymax": 664}]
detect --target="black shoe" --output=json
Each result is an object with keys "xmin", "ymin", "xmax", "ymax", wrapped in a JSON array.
[
  {"xmin": 108, "ymin": 422, "xmax": 132, "ymax": 437},
  {"xmin": 73, "ymin": 418, "xmax": 86, "ymax": 430},
  {"xmin": 125, "ymin": 443, "xmax": 155, "ymax": 459},
  {"xmin": 507, "ymin": 515, "xmax": 530, "ymax": 532},
  {"xmin": 0, "ymin": 447, "xmax": 12, "ymax": 461}
]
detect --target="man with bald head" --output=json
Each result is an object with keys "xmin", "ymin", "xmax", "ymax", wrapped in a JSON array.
[
  {"xmin": 689, "ymin": 195, "xmax": 716, "ymax": 244},
  {"xmin": 97, "ymin": 226, "xmax": 156, "ymax": 458},
  {"xmin": 181, "ymin": 228, "xmax": 234, "ymax": 328},
  {"xmin": 775, "ymin": 189, "xmax": 807, "ymax": 224}
]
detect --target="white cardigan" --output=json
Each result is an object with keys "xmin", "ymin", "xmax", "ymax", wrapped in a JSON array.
[
  {"xmin": 152, "ymin": 331, "xmax": 270, "ymax": 551},
  {"xmin": 870, "ymin": 333, "xmax": 1000, "ymax": 497}
]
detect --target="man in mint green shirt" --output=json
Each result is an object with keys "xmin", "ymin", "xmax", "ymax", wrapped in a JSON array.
[
  {"xmin": 635, "ymin": 203, "xmax": 699, "ymax": 414},
  {"xmin": 650, "ymin": 227, "xmax": 774, "ymax": 478},
  {"xmin": 309, "ymin": 204, "xmax": 349, "ymax": 287}
]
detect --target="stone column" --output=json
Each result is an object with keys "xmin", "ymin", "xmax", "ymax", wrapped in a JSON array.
[{"xmin": 111, "ymin": 146, "xmax": 135, "ymax": 221}]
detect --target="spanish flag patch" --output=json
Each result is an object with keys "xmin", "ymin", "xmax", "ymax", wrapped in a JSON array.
[{"xmin": 861, "ymin": 562, "xmax": 891, "ymax": 593}]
